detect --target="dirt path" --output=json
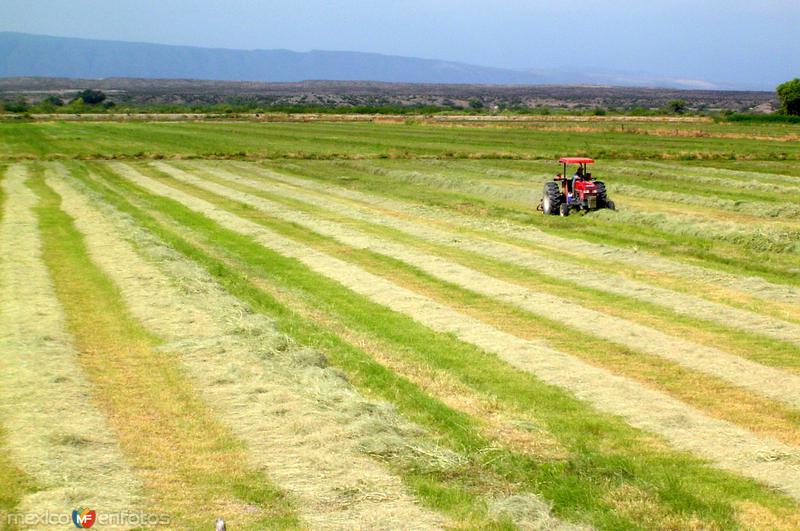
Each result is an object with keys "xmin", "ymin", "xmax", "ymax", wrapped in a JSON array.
[
  {"xmin": 0, "ymin": 165, "xmax": 141, "ymax": 523},
  {"xmin": 115, "ymin": 162, "xmax": 800, "ymax": 501},
  {"xmin": 48, "ymin": 164, "xmax": 451, "ymax": 531},
  {"xmin": 156, "ymin": 162, "xmax": 800, "ymax": 410},
  {"xmin": 188, "ymin": 161, "xmax": 800, "ymax": 347},
  {"xmin": 228, "ymin": 161, "xmax": 800, "ymax": 306}
]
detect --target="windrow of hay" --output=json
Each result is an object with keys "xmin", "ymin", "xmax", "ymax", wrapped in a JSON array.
[
  {"xmin": 186, "ymin": 161, "xmax": 800, "ymax": 347},
  {"xmin": 0, "ymin": 165, "xmax": 141, "ymax": 523},
  {"xmin": 228, "ymin": 160, "xmax": 800, "ymax": 305},
  {"xmin": 611, "ymin": 182, "xmax": 800, "ymax": 219},
  {"xmin": 608, "ymin": 160, "xmax": 800, "ymax": 191},
  {"xmin": 592, "ymin": 208, "xmax": 800, "ymax": 255},
  {"xmin": 156, "ymin": 162, "xmax": 800, "ymax": 408},
  {"xmin": 264, "ymin": 284, "xmax": 567, "ymax": 461},
  {"xmin": 114, "ymin": 162, "xmax": 800, "ymax": 501},
  {"xmin": 47, "ymin": 164, "xmax": 454, "ymax": 530}
]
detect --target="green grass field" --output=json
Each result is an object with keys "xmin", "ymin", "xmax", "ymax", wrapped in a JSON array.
[{"xmin": 1, "ymin": 117, "xmax": 799, "ymax": 529}]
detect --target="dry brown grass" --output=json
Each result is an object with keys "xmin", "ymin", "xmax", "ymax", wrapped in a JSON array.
[
  {"xmin": 735, "ymin": 500, "xmax": 800, "ymax": 530},
  {"xmin": 606, "ymin": 485, "xmax": 712, "ymax": 531}
]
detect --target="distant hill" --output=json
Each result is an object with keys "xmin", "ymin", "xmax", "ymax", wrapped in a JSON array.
[
  {"xmin": 0, "ymin": 32, "xmax": 726, "ymax": 90},
  {"xmin": 0, "ymin": 32, "xmax": 550, "ymax": 85},
  {"xmin": 0, "ymin": 77, "xmax": 776, "ymax": 113}
]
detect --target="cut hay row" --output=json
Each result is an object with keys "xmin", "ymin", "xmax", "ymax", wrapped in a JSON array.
[
  {"xmin": 186, "ymin": 161, "xmax": 800, "ymax": 347},
  {"xmin": 593, "ymin": 209, "xmax": 800, "ymax": 255},
  {"xmin": 280, "ymin": 295, "xmax": 568, "ymax": 461},
  {"xmin": 607, "ymin": 160, "xmax": 800, "ymax": 190},
  {"xmin": 611, "ymin": 182, "xmax": 800, "ymax": 219},
  {"xmin": 232, "ymin": 161, "xmax": 800, "ymax": 305},
  {"xmin": 0, "ymin": 165, "xmax": 142, "ymax": 520},
  {"xmin": 112, "ymin": 162, "xmax": 800, "ymax": 501},
  {"xmin": 607, "ymin": 194, "xmax": 800, "ymax": 234},
  {"xmin": 47, "ymin": 164, "xmax": 450, "ymax": 530},
  {"xmin": 154, "ymin": 161, "xmax": 800, "ymax": 409}
]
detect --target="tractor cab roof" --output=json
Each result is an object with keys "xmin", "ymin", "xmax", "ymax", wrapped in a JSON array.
[{"xmin": 558, "ymin": 157, "xmax": 595, "ymax": 164}]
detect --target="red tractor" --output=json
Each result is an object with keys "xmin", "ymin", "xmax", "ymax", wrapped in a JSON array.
[{"xmin": 538, "ymin": 157, "xmax": 615, "ymax": 216}]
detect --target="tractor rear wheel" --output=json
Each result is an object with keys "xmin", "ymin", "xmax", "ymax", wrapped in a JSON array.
[
  {"xmin": 595, "ymin": 181, "xmax": 609, "ymax": 204},
  {"xmin": 595, "ymin": 181, "xmax": 616, "ymax": 210},
  {"xmin": 542, "ymin": 182, "xmax": 561, "ymax": 215}
]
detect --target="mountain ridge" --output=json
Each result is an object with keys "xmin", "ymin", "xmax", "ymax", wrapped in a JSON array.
[{"xmin": 0, "ymin": 31, "xmax": 733, "ymax": 90}]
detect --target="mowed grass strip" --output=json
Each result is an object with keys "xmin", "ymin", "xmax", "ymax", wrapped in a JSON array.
[
  {"xmin": 184, "ymin": 161, "xmax": 800, "ymax": 369},
  {"xmin": 29, "ymin": 174, "xmax": 298, "ymax": 530},
  {"xmin": 87, "ymin": 161, "xmax": 800, "ymax": 529},
  {"xmin": 0, "ymin": 165, "xmax": 38, "ymax": 531},
  {"xmin": 150, "ymin": 164, "xmax": 800, "ymax": 447}
]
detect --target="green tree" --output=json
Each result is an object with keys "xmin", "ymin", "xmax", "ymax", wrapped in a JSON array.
[
  {"xmin": 73, "ymin": 89, "xmax": 107, "ymax": 105},
  {"xmin": 468, "ymin": 98, "xmax": 484, "ymax": 110},
  {"xmin": 777, "ymin": 78, "xmax": 800, "ymax": 115},
  {"xmin": 666, "ymin": 99, "xmax": 687, "ymax": 114}
]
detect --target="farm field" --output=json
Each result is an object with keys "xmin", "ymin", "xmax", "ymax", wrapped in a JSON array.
[{"xmin": 1, "ymin": 118, "xmax": 800, "ymax": 529}]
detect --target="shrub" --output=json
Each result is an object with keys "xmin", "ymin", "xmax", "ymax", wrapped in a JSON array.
[
  {"xmin": 3, "ymin": 98, "xmax": 29, "ymax": 113},
  {"xmin": 724, "ymin": 112, "xmax": 800, "ymax": 124},
  {"xmin": 43, "ymin": 95, "xmax": 64, "ymax": 107}
]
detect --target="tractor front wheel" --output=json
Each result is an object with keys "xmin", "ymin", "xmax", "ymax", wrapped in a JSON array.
[
  {"xmin": 606, "ymin": 200, "xmax": 616, "ymax": 211},
  {"xmin": 559, "ymin": 203, "xmax": 570, "ymax": 217},
  {"xmin": 542, "ymin": 182, "xmax": 561, "ymax": 215}
]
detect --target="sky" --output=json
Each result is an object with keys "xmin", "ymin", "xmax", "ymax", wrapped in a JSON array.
[{"xmin": 3, "ymin": 0, "xmax": 799, "ymax": 89}]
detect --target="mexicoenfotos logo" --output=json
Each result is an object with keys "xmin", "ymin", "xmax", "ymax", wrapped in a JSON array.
[
  {"xmin": 72, "ymin": 507, "xmax": 97, "ymax": 528},
  {"xmin": 7, "ymin": 508, "xmax": 170, "ymax": 527}
]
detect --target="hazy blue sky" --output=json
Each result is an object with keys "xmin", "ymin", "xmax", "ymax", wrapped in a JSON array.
[{"xmin": 3, "ymin": 0, "xmax": 798, "ymax": 88}]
